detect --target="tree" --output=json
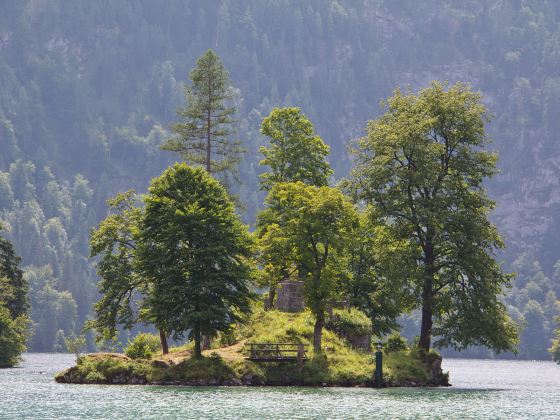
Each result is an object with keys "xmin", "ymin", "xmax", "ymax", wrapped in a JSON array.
[
  {"xmin": 0, "ymin": 305, "xmax": 28, "ymax": 367},
  {"xmin": 257, "ymin": 182, "xmax": 357, "ymax": 353},
  {"xmin": 550, "ymin": 319, "xmax": 560, "ymax": 364},
  {"xmin": 64, "ymin": 334, "xmax": 86, "ymax": 362},
  {"xmin": 161, "ymin": 49, "xmax": 242, "ymax": 176},
  {"xmin": 137, "ymin": 163, "xmax": 254, "ymax": 358},
  {"xmin": 350, "ymin": 81, "xmax": 518, "ymax": 353},
  {"xmin": 0, "ymin": 228, "xmax": 28, "ymax": 319},
  {"xmin": 259, "ymin": 107, "xmax": 333, "ymax": 191},
  {"xmin": 0, "ymin": 227, "xmax": 29, "ymax": 367},
  {"xmin": 257, "ymin": 108, "xmax": 334, "ymax": 306},
  {"xmin": 88, "ymin": 191, "xmax": 169, "ymax": 354},
  {"xmin": 342, "ymin": 213, "xmax": 411, "ymax": 335}
]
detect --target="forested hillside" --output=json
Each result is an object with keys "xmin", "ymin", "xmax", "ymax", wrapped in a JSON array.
[{"xmin": 1, "ymin": 0, "xmax": 559, "ymax": 358}]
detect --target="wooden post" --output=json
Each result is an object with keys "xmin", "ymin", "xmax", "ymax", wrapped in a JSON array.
[{"xmin": 297, "ymin": 343, "xmax": 304, "ymax": 368}]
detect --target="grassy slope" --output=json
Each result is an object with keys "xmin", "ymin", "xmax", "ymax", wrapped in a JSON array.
[{"xmin": 56, "ymin": 308, "xmax": 448, "ymax": 386}]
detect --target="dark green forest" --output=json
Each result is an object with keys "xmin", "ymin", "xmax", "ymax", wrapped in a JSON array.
[{"xmin": 0, "ymin": 0, "xmax": 559, "ymax": 358}]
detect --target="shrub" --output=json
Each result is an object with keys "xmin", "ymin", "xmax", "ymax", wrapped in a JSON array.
[
  {"xmin": 325, "ymin": 308, "xmax": 372, "ymax": 337},
  {"xmin": 385, "ymin": 333, "xmax": 408, "ymax": 353},
  {"xmin": 550, "ymin": 331, "xmax": 560, "ymax": 364},
  {"xmin": 124, "ymin": 333, "xmax": 161, "ymax": 359},
  {"xmin": 0, "ymin": 308, "xmax": 28, "ymax": 367}
]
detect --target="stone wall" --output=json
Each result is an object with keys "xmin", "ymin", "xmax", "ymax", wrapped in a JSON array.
[{"xmin": 274, "ymin": 281, "xmax": 305, "ymax": 312}]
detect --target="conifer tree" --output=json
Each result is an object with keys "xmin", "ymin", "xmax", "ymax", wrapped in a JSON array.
[{"xmin": 162, "ymin": 50, "xmax": 242, "ymax": 177}]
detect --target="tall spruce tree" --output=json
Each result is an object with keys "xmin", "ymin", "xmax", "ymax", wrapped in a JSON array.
[
  {"xmin": 351, "ymin": 82, "xmax": 518, "ymax": 353},
  {"xmin": 161, "ymin": 50, "xmax": 242, "ymax": 177}
]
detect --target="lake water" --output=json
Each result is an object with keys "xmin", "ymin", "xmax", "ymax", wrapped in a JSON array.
[{"xmin": 1, "ymin": 354, "xmax": 559, "ymax": 419}]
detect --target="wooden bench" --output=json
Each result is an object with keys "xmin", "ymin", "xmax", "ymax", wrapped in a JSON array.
[{"xmin": 246, "ymin": 343, "xmax": 308, "ymax": 363}]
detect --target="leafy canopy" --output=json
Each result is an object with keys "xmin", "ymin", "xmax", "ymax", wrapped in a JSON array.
[
  {"xmin": 259, "ymin": 107, "xmax": 333, "ymax": 190},
  {"xmin": 257, "ymin": 182, "xmax": 357, "ymax": 352},
  {"xmin": 351, "ymin": 81, "xmax": 518, "ymax": 352},
  {"xmin": 138, "ymin": 163, "xmax": 254, "ymax": 358}
]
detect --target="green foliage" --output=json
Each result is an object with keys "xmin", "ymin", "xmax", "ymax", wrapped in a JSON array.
[
  {"xmin": 88, "ymin": 190, "xmax": 146, "ymax": 339},
  {"xmin": 26, "ymin": 266, "xmax": 77, "ymax": 351},
  {"xmin": 259, "ymin": 107, "xmax": 333, "ymax": 190},
  {"xmin": 342, "ymin": 213, "xmax": 410, "ymax": 335},
  {"xmin": 124, "ymin": 333, "xmax": 161, "ymax": 360},
  {"xmin": 0, "ymin": 306, "xmax": 28, "ymax": 367},
  {"xmin": 550, "ymin": 328, "xmax": 560, "ymax": 364},
  {"xmin": 138, "ymin": 163, "xmax": 255, "ymax": 358},
  {"xmin": 1, "ymin": 1, "xmax": 559, "ymax": 360},
  {"xmin": 0, "ymin": 230, "xmax": 28, "ymax": 319},
  {"xmin": 325, "ymin": 308, "xmax": 372, "ymax": 338},
  {"xmin": 161, "ymin": 49, "xmax": 242, "ymax": 176},
  {"xmin": 385, "ymin": 333, "xmax": 409, "ymax": 353},
  {"xmin": 64, "ymin": 334, "xmax": 86, "ymax": 362},
  {"xmin": 68, "ymin": 354, "xmax": 147, "ymax": 384},
  {"xmin": 351, "ymin": 82, "xmax": 518, "ymax": 353},
  {"xmin": 257, "ymin": 182, "xmax": 358, "ymax": 352},
  {"xmin": 0, "ymin": 229, "xmax": 29, "ymax": 367}
]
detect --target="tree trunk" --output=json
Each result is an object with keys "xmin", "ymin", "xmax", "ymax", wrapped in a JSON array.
[
  {"xmin": 206, "ymin": 109, "xmax": 211, "ymax": 172},
  {"xmin": 193, "ymin": 326, "xmax": 202, "ymax": 359},
  {"xmin": 419, "ymin": 292, "xmax": 433, "ymax": 352},
  {"xmin": 313, "ymin": 313, "xmax": 325, "ymax": 354},
  {"xmin": 159, "ymin": 329, "xmax": 169, "ymax": 355},
  {"xmin": 419, "ymin": 245, "xmax": 435, "ymax": 352},
  {"xmin": 266, "ymin": 286, "xmax": 276, "ymax": 310},
  {"xmin": 201, "ymin": 334, "xmax": 211, "ymax": 350}
]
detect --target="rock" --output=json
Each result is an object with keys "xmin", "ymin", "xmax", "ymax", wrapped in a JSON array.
[
  {"xmin": 109, "ymin": 373, "xmax": 127, "ymax": 384},
  {"xmin": 129, "ymin": 375, "xmax": 147, "ymax": 385},
  {"xmin": 151, "ymin": 359, "xmax": 169, "ymax": 369}
]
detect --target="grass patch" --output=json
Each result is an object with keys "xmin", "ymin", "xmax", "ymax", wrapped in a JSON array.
[{"xmin": 57, "ymin": 305, "xmax": 446, "ymax": 387}]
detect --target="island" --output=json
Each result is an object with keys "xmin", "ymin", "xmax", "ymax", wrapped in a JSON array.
[{"xmin": 56, "ymin": 303, "xmax": 449, "ymax": 387}]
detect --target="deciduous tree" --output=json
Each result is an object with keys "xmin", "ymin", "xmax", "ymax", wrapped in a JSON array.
[
  {"xmin": 258, "ymin": 182, "xmax": 357, "ymax": 353},
  {"xmin": 138, "ymin": 163, "xmax": 254, "ymax": 358},
  {"xmin": 350, "ymin": 82, "xmax": 518, "ymax": 353},
  {"xmin": 89, "ymin": 191, "xmax": 169, "ymax": 354},
  {"xmin": 259, "ymin": 107, "xmax": 332, "ymax": 191}
]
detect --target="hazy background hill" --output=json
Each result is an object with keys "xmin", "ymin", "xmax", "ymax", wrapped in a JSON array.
[{"xmin": 1, "ymin": 0, "xmax": 559, "ymax": 358}]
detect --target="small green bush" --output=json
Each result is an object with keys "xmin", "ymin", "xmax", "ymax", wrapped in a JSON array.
[
  {"xmin": 385, "ymin": 333, "xmax": 408, "ymax": 353},
  {"xmin": 549, "ymin": 331, "xmax": 560, "ymax": 364},
  {"xmin": 124, "ymin": 333, "xmax": 161, "ymax": 359},
  {"xmin": 325, "ymin": 308, "xmax": 372, "ymax": 337}
]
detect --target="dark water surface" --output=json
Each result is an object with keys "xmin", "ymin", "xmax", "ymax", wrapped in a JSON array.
[{"xmin": 1, "ymin": 353, "xmax": 559, "ymax": 419}]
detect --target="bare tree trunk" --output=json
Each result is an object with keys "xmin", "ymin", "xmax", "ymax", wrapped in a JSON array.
[
  {"xmin": 159, "ymin": 329, "xmax": 169, "ymax": 355},
  {"xmin": 206, "ymin": 104, "xmax": 211, "ymax": 172}
]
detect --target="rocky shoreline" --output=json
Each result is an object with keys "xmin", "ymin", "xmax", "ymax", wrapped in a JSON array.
[{"xmin": 54, "ymin": 351, "xmax": 449, "ymax": 388}]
